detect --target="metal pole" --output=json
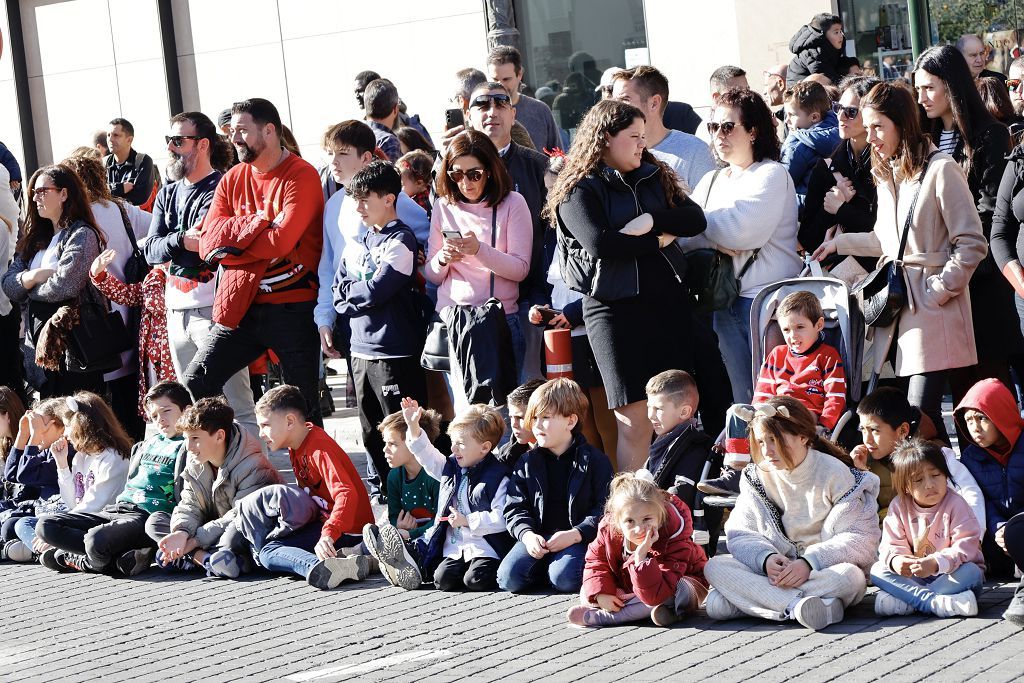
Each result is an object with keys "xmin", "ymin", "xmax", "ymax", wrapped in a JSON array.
[
  {"xmin": 6, "ymin": 0, "xmax": 38, "ymax": 173},
  {"xmin": 157, "ymin": 0, "xmax": 183, "ymax": 116},
  {"xmin": 907, "ymin": 0, "xmax": 928, "ymax": 60}
]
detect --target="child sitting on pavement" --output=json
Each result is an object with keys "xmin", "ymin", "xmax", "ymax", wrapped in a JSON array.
[
  {"xmin": 569, "ymin": 471, "xmax": 709, "ymax": 628},
  {"xmin": 496, "ymin": 379, "xmax": 544, "ymax": 466},
  {"xmin": 365, "ymin": 399, "xmax": 512, "ymax": 591},
  {"xmin": 700, "ymin": 290, "xmax": 846, "ymax": 496},
  {"xmin": 379, "ymin": 408, "xmax": 441, "ymax": 542},
  {"xmin": 498, "ymin": 378, "xmax": 614, "ymax": 594}
]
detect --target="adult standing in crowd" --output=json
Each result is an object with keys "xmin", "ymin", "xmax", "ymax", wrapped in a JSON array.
[
  {"xmin": 144, "ymin": 112, "xmax": 257, "ymax": 433},
  {"xmin": 184, "ymin": 98, "xmax": 325, "ymax": 424},
  {"xmin": 787, "ymin": 13, "xmax": 846, "ymax": 86},
  {"xmin": 914, "ymin": 45, "xmax": 1021, "ymax": 404},
  {"xmin": 1008, "ymin": 58, "xmax": 1024, "ymax": 117},
  {"xmin": 363, "ymin": 79, "xmax": 403, "ymax": 163},
  {"xmin": 815, "ymin": 82, "xmax": 987, "ymax": 442},
  {"xmin": 548, "ymin": 99, "xmax": 707, "ymax": 471},
  {"xmin": 426, "ymin": 130, "xmax": 532, "ymax": 411},
  {"xmin": 447, "ymin": 68, "xmax": 535, "ymax": 152},
  {"xmin": 2, "ymin": 165, "xmax": 105, "ymax": 397},
  {"xmin": 0, "ymin": 163, "xmax": 25, "ymax": 401},
  {"xmin": 958, "ymin": 34, "xmax": 1008, "ymax": 84},
  {"xmin": 487, "ymin": 46, "xmax": 562, "ymax": 153},
  {"xmin": 104, "ymin": 118, "xmax": 156, "ymax": 209},
  {"xmin": 683, "ymin": 88, "xmax": 802, "ymax": 405}
]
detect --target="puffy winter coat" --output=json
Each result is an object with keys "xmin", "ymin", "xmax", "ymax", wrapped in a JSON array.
[
  {"xmin": 781, "ymin": 110, "xmax": 841, "ymax": 208},
  {"xmin": 787, "ymin": 23, "xmax": 843, "ymax": 86}
]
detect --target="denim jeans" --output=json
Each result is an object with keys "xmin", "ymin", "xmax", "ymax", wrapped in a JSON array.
[
  {"xmin": 713, "ymin": 296, "xmax": 755, "ymax": 404},
  {"xmin": 14, "ymin": 516, "xmax": 40, "ymax": 546},
  {"xmin": 255, "ymin": 521, "xmax": 361, "ymax": 579},
  {"xmin": 869, "ymin": 561, "xmax": 984, "ymax": 614},
  {"xmin": 497, "ymin": 538, "xmax": 587, "ymax": 593}
]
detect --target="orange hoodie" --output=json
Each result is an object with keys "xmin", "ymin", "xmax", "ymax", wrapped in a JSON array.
[{"xmin": 953, "ymin": 378, "xmax": 1023, "ymax": 468}]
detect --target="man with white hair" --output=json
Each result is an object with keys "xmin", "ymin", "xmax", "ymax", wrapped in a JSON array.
[{"xmin": 957, "ymin": 34, "xmax": 1008, "ymax": 83}]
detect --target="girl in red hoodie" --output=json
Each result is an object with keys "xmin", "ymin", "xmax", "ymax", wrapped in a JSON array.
[{"xmin": 568, "ymin": 471, "xmax": 708, "ymax": 628}]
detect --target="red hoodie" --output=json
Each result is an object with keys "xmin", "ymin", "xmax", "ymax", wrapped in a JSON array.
[{"xmin": 953, "ymin": 378, "xmax": 1024, "ymax": 467}]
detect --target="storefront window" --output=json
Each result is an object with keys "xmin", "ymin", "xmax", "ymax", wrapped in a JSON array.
[
  {"xmin": 515, "ymin": 0, "xmax": 648, "ymax": 144},
  {"xmin": 840, "ymin": 1, "xmax": 915, "ymax": 81},
  {"xmin": 931, "ymin": 1, "xmax": 1023, "ymax": 76}
]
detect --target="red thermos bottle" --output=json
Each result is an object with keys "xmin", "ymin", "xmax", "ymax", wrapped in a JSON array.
[{"xmin": 544, "ymin": 328, "xmax": 573, "ymax": 379}]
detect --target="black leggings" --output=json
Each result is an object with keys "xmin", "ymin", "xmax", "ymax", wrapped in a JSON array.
[
  {"xmin": 907, "ymin": 370, "xmax": 949, "ymax": 445},
  {"xmin": 984, "ymin": 511, "xmax": 1024, "ymax": 578},
  {"xmin": 433, "ymin": 555, "xmax": 500, "ymax": 591}
]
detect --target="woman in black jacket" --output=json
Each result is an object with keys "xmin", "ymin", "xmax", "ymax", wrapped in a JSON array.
[
  {"xmin": 914, "ymin": 45, "xmax": 1022, "ymax": 402},
  {"xmin": 799, "ymin": 76, "xmax": 880, "ymax": 267},
  {"xmin": 545, "ymin": 99, "xmax": 707, "ymax": 471}
]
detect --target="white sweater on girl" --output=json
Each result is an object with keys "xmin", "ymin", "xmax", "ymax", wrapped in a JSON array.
[
  {"xmin": 682, "ymin": 160, "xmax": 803, "ymax": 298},
  {"xmin": 57, "ymin": 447, "xmax": 130, "ymax": 513}
]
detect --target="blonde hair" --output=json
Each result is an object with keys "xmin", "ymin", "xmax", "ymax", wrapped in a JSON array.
[
  {"xmin": 380, "ymin": 408, "xmax": 443, "ymax": 443},
  {"xmin": 448, "ymin": 404, "xmax": 505, "ymax": 449},
  {"xmin": 748, "ymin": 396, "xmax": 850, "ymax": 470},
  {"xmin": 523, "ymin": 378, "xmax": 589, "ymax": 435},
  {"xmin": 604, "ymin": 472, "xmax": 670, "ymax": 535}
]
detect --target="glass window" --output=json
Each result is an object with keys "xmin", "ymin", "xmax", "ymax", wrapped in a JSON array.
[
  {"xmin": 840, "ymin": 1, "xmax": 915, "ymax": 81},
  {"xmin": 930, "ymin": 1, "xmax": 1023, "ymax": 76}
]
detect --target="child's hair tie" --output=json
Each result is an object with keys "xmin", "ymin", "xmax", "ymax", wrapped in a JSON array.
[
  {"xmin": 755, "ymin": 404, "xmax": 790, "ymax": 419},
  {"xmin": 634, "ymin": 468, "xmax": 655, "ymax": 483}
]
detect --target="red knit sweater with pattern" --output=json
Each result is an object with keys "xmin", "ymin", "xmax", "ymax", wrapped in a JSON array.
[{"xmin": 753, "ymin": 341, "xmax": 846, "ymax": 429}]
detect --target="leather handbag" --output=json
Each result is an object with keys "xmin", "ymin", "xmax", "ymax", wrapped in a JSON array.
[
  {"xmin": 853, "ymin": 152, "xmax": 937, "ymax": 328},
  {"xmin": 66, "ymin": 299, "xmax": 134, "ymax": 374},
  {"xmin": 420, "ymin": 313, "xmax": 451, "ymax": 372}
]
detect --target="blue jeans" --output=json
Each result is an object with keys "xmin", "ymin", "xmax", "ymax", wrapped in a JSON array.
[
  {"xmin": 14, "ymin": 516, "xmax": 40, "ymax": 546},
  {"xmin": 870, "ymin": 561, "xmax": 984, "ymax": 615},
  {"xmin": 713, "ymin": 296, "xmax": 755, "ymax": 404},
  {"xmin": 256, "ymin": 522, "xmax": 361, "ymax": 579},
  {"xmin": 497, "ymin": 538, "xmax": 587, "ymax": 593}
]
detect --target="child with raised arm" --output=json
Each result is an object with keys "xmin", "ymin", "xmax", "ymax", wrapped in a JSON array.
[
  {"xmin": 379, "ymin": 409, "xmax": 441, "ymax": 541},
  {"xmin": 569, "ymin": 471, "xmax": 708, "ymax": 628},
  {"xmin": 870, "ymin": 439, "xmax": 984, "ymax": 618},
  {"xmin": 365, "ymin": 399, "xmax": 512, "ymax": 591}
]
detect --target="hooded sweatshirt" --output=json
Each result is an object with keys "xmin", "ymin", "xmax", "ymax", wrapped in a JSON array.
[
  {"xmin": 781, "ymin": 110, "xmax": 841, "ymax": 211},
  {"xmin": 787, "ymin": 22, "xmax": 843, "ymax": 86},
  {"xmin": 954, "ymin": 378, "xmax": 1024, "ymax": 537}
]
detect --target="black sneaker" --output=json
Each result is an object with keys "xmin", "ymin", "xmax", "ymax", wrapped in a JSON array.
[
  {"xmin": 39, "ymin": 548, "xmax": 69, "ymax": 572},
  {"xmin": 697, "ymin": 468, "xmax": 741, "ymax": 496},
  {"xmin": 56, "ymin": 550, "xmax": 94, "ymax": 573},
  {"xmin": 1004, "ymin": 578, "xmax": 1024, "ymax": 626},
  {"xmin": 116, "ymin": 548, "xmax": 155, "ymax": 577}
]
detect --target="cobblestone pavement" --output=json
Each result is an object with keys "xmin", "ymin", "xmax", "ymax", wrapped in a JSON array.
[{"xmin": 2, "ymin": 373, "xmax": 1024, "ymax": 682}]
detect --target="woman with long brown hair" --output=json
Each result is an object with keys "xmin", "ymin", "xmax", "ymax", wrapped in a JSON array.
[
  {"xmin": 546, "ymin": 99, "xmax": 706, "ymax": 470},
  {"xmin": 815, "ymin": 82, "xmax": 987, "ymax": 443}
]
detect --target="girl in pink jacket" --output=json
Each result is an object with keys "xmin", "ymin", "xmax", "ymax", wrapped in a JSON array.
[{"xmin": 870, "ymin": 438, "xmax": 985, "ymax": 618}]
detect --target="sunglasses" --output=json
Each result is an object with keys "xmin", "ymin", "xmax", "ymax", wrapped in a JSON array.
[
  {"xmin": 165, "ymin": 135, "xmax": 202, "ymax": 148},
  {"xmin": 832, "ymin": 102, "xmax": 860, "ymax": 119},
  {"xmin": 1009, "ymin": 78, "xmax": 1023, "ymax": 90},
  {"xmin": 447, "ymin": 168, "xmax": 486, "ymax": 183},
  {"xmin": 470, "ymin": 93, "xmax": 511, "ymax": 110},
  {"xmin": 707, "ymin": 121, "xmax": 738, "ymax": 136},
  {"xmin": 31, "ymin": 186, "xmax": 59, "ymax": 199}
]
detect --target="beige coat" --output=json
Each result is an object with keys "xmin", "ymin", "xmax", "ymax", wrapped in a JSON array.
[{"xmin": 835, "ymin": 150, "xmax": 987, "ymax": 376}]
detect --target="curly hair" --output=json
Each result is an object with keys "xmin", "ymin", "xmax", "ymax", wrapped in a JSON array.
[
  {"xmin": 603, "ymin": 471, "xmax": 671, "ymax": 535},
  {"xmin": 62, "ymin": 392, "xmax": 133, "ymax": 458},
  {"xmin": 62, "ymin": 152, "xmax": 114, "ymax": 204},
  {"xmin": 713, "ymin": 87, "xmax": 781, "ymax": 163},
  {"xmin": 542, "ymin": 99, "xmax": 683, "ymax": 223}
]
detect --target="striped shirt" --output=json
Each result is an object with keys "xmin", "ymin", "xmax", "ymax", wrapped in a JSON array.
[
  {"xmin": 753, "ymin": 340, "xmax": 847, "ymax": 430},
  {"xmin": 937, "ymin": 129, "xmax": 960, "ymax": 156}
]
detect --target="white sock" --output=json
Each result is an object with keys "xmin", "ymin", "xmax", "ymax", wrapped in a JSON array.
[{"xmin": 785, "ymin": 596, "xmax": 802, "ymax": 618}]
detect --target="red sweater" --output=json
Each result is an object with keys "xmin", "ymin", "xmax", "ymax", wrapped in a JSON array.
[
  {"xmin": 290, "ymin": 425, "xmax": 374, "ymax": 541},
  {"xmin": 199, "ymin": 152, "xmax": 324, "ymax": 328},
  {"xmin": 581, "ymin": 495, "xmax": 708, "ymax": 606},
  {"xmin": 753, "ymin": 341, "xmax": 846, "ymax": 430}
]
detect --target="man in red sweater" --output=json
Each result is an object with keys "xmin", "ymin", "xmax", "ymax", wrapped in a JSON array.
[
  {"xmin": 248, "ymin": 385, "xmax": 375, "ymax": 589},
  {"xmin": 183, "ymin": 98, "xmax": 325, "ymax": 423}
]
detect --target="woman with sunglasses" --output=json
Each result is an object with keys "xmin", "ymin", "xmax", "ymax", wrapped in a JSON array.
[
  {"xmin": 426, "ymin": 129, "xmax": 533, "ymax": 411},
  {"xmin": 799, "ymin": 76, "xmax": 881, "ymax": 267},
  {"xmin": 814, "ymin": 82, "xmax": 987, "ymax": 443},
  {"xmin": 546, "ymin": 99, "xmax": 707, "ymax": 471},
  {"xmin": 913, "ymin": 45, "xmax": 1021, "ymax": 408},
  {"xmin": 1, "ymin": 164, "xmax": 107, "ymax": 398}
]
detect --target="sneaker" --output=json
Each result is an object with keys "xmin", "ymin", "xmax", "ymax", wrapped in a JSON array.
[
  {"xmin": 1003, "ymin": 578, "xmax": 1024, "ymax": 626},
  {"xmin": 363, "ymin": 523, "xmax": 399, "ymax": 586},
  {"xmin": 204, "ymin": 549, "xmax": 242, "ymax": 579},
  {"xmin": 115, "ymin": 548, "xmax": 155, "ymax": 577},
  {"xmin": 704, "ymin": 588, "xmax": 744, "ymax": 620},
  {"xmin": 931, "ymin": 590, "xmax": 978, "ymax": 618},
  {"xmin": 697, "ymin": 468, "xmax": 741, "ymax": 496},
  {"xmin": 650, "ymin": 602, "xmax": 681, "ymax": 627},
  {"xmin": 566, "ymin": 605, "xmax": 616, "ymax": 628},
  {"xmin": 39, "ymin": 547, "xmax": 66, "ymax": 572},
  {"xmin": 155, "ymin": 550, "xmax": 199, "ymax": 572},
  {"xmin": 2, "ymin": 540, "xmax": 32, "ymax": 563},
  {"xmin": 793, "ymin": 596, "xmax": 844, "ymax": 630},
  {"xmin": 307, "ymin": 555, "xmax": 370, "ymax": 590},
  {"xmin": 377, "ymin": 524, "xmax": 423, "ymax": 591},
  {"xmin": 874, "ymin": 591, "xmax": 915, "ymax": 616},
  {"xmin": 54, "ymin": 550, "xmax": 93, "ymax": 573}
]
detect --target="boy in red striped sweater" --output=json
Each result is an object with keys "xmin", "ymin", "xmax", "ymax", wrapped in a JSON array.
[{"xmin": 699, "ymin": 291, "xmax": 846, "ymax": 495}]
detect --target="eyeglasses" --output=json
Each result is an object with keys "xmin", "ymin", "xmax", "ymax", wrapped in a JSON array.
[
  {"xmin": 470, "ymin": 93, "xmax": 511, "ymax": 111},
  {"xmin": 31, "ymin": 187, "xmax": 58, "ymax": 199},
  {"xmin": 447, "ymin": 168, "xmax": 486, "ymax": 183},
  {"xmin": 165, "ymin": 135, "xmax": 202, "ymax": 148},
  {"xmin": 832, "ymin": 102, "xmax": 860, "ymax": 119},
  {"xmin": 707, "ymin": 121, "xmax": 738, "ymax": 136},
  {"xmin": 1008, "ymin": 78, "xmax": 1023, "ymax": 91}
]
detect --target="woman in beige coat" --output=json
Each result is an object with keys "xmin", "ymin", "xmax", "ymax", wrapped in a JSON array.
[{"xmin": 815, "ymin": 82, "xmax": 987, "ymax": 442}]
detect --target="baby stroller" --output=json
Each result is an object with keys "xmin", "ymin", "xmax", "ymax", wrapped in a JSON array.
[{"xmin": 702, "ymin": 258, "xmax": 866, "ymax": 508}]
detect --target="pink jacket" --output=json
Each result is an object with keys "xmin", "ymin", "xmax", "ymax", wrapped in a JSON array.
[
  {"xmin": 425, "ymin": 192, "xmax": 532, "ymax": 314},
  {"xmin": 881, "ymin": 489, "xmax": 985, "ymax": 575}
]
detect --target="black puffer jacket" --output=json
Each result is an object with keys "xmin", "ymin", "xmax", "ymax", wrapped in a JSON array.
[
  {"xmin": 787, "ymin": 23, "xmax": 843, "ymax": 86},
  {"xmin": 991, "ymin": 144, "xmax": 1024, "ymax": 270}
]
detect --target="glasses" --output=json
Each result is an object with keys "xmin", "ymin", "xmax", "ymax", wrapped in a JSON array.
[
  {"xmin": 31, "ymin": 186, "xmax": 58, "ymax": 199},
  {"xmin": 447, "ymin": 168, "xmax": 486, "ymax": 183},
  {"xmin": 165, "ymin": 135, "xmax": 201, "ymax": 148},
  {"xmin": 1009, "ymin": 78, "xmax": 1023, "ymax": 91},
  {"xmin": 469, "ymin": 93, "xmax": 511, "ymax": 111},
  {"xmin": 706, "ymin": 121, "xmax": 738, "ymax": 136},
  {"xmin": 832, "ymin": 102, "xmax": 860, "ymax": 119}
]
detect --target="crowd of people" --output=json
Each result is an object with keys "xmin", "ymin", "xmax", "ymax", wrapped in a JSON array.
[{"xmin": 2, "ymin": 12, "xmax": 1024, "ymax": 632}]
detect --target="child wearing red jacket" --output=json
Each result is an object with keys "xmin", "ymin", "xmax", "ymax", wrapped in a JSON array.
[{"xmin": 568, "ymin": 471, "xmax": 708, "ymax": 628}]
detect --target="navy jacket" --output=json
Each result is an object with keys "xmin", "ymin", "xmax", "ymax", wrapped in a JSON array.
[
  {"xmin": 504, "ymin": 435, "xmax": 613, "ymax": 543},
  {"xmin": 3, "ymin": 443, "xmax": 75, "ymax": 505},
  {"xmin": 644, "ymin": 421, "xmax": 715, "ymax": 513},
  {"xmin": 781, "ymin": 110, "xmax": 841, "ymax": 210},
  {"xmin": 503, "ymin": 141, "xmax": 551, "ymax": 304},
  {"xmin": 144, "ymin": 172, "xmax": 223, "ymax": 272}
]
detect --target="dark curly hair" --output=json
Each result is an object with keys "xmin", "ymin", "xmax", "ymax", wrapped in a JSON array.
[{"xmin": 714, "ymin": 87, "xmax": 781, "ymax": 162}]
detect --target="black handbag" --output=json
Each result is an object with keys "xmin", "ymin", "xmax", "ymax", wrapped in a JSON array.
[
  {"xmin": 66, "ymin": 299, "xmax": 134, "ymax": 374},
  {"xmin": 420, "ymin": 312, "xmax": 450, "ymax": 372},
  {"xmin": 115, "ymin": 202, "xmax": 152, "ymax": 337},
  {"xmin": 853, "ymin": 152, "xmax": 937, "ymax": 328}
]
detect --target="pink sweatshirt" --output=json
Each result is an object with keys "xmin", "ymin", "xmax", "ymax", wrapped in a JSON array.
[
  {"xmin": 425, "ymin": 192, "xmax": 532, "ymax": 314},
  {"xmin": 881, "ymin": 489, "xmax": 985, "ymax": 575}
]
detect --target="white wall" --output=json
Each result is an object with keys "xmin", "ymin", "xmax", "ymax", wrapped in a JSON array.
[{"xmin": 0, "ymin": 2, "xmax": 25, "ymax": 178}]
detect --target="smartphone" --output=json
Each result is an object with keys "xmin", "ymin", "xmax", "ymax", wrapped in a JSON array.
[
  {"xmin": 537, "ymin": 306, "xmax": 562, "ymax": 325},
  {"xmin": 442, "ymin": 229, "xmax": 462, "ymax": 240},
  {"xmin": 445, "ymin": 108, "xmax": 465, "ymax": 131}
]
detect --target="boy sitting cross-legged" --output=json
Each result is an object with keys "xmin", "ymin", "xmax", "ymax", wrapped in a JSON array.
[
  {"xmin": 34, "ymin": 381, "xmax": 191, "ymax": 576},
  {"xmin": 240, "ymin": 384, "xmax": 375, "ymax": 590},
  {"xmin": 145, "ymin": 397, "xmax": 281, "ymax": 577},
  {"xmin": 379, "ymin": 408, "xmax": 442, "ymax": 542}
]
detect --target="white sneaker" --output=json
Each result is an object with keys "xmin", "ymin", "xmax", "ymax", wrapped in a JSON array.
[
  {"xmin": 931, "ymin": 590, "xmax": 978, "ymax": 618},
  {"xmin": 704, "ymin": 588, "xmax": 744, "ymax": 620},
  {"xmin": 793, "ymin": 596, "xmax": 845, "ymax": 630},
  {"xmin": 3, "ymin": 540, "xmax": 32, "ymax": 563},
  {"xmin": 874, "ymin": 592, "xmax": 915, "ymax": 616}
]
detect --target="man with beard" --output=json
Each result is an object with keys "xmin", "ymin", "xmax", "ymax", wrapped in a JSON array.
[
  {"xmin": 143, "ymin": 111, "xmax": 257, "ymax": 432},
  {"xmin": 183, "ymin": 98, "xmax": 325, "ymax": 424}
]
